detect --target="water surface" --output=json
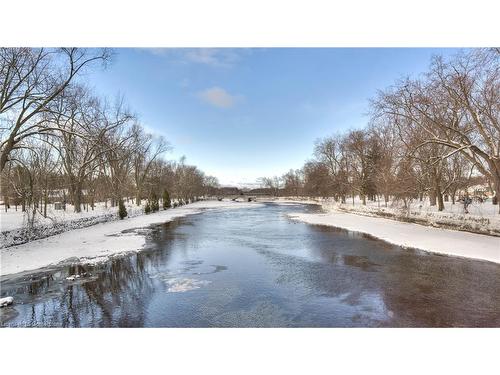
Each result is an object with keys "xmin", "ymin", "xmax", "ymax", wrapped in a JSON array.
[{"xmin": 1, "ymin": 203, "xmax": 499, "ymax": 327}]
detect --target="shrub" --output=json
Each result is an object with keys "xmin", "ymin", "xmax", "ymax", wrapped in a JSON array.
[
  {"xmin": 151, "ymin": 193, "xmax": 159, "ymax": 212},
  {"xmin": 162, "ymin": 190, "xmax": 171, "ymax": 210},
  {"xmin": 118, "ymin": 199, "xmax": 128, "ymax": 220}
]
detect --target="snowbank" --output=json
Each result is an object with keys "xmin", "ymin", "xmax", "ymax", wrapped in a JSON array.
[
  {"xmin": 1, "ymin": 200, "xmax": 261, "ymax": 277},
  {"xmin": 0, "ymin": 200, "xmax": 145, "ymax": 232},
  {"xmin": 0, "ymin": 201, "xmax": 146, "ymax": 248},
  {"xmin": 256, "ymin": 197, "xmax": 319, "ymax": 205},
  {"xmin": 0, "ymin": 296, "xmax": 14, "ymax": 307},
  {"xmin": 288, "ymin": 211, "xmax": 500, "ymax": 264},
  {"xmin": 269, "ymin": 197, "xmax": 500, "ymax": 236},
  {"xmin": 321, "ymin": 199, "xmax": 500, "ymax": 236}
]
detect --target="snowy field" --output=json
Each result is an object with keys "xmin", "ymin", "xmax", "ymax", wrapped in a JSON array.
[
  {"xmin": 0, "ymin": 200, "xmax": 151, "ymax": 248},
  {"xmin": 1, "ymin": 200, "xmax": 262, "ymax": 276},
  {"xmin": 321, "ymin": 196, "xmax": 500, "ymax": 219},
  {"xmin": 267, "ymin": 196, "xmax": 500, "ymax": 236},
  {"xmin": 271, "ymin": 196, "xmax": 500, "ymax": 217},
  {"xmin": 288, "ymin": 210, "xmax": 500, "ymax": 264},
  {"xmin": 327, "ymin": 198, "xmax": 500, "ymax": 236},
  {"xmin": 0, "ymin": 200, "xmax": 145, "ymax": 232}
]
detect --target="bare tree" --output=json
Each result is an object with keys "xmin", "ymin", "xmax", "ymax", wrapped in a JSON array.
[
  {"xmin": 131, "ymin": 124, "xmax": 170, "ymax": 205},
  {"xmin": 373, "ymin": 49, "xmax": 500, "ymax": 212},
  {"xmin": 0, "ymin": 48, "xmax": 110, "ymax": 172}
]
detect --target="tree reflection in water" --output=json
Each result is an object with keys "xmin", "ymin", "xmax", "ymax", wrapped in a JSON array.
[{"xmin": 1, "ymin": 227, "xmax": 180, "ymax": 327}]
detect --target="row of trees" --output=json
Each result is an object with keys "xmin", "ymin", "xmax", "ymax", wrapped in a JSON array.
[
  {"xmin": 263, "ymin": 48, "xmax": 499, "ymax": 213},
  {"xmin": 0, "ymin": 48, "xmax": 220, "ymax": 223}
]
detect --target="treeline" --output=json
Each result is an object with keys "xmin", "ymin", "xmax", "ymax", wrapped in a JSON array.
[
  {"xmin": 264, "ymin": 48, "xmax": 500, "ymax": 213},
  {"xmin": 0, "ymin": 48, "xmax": 219, "ymax": 222}
]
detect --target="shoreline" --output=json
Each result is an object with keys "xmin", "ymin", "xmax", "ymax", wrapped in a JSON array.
[
  {"xmin": 1, "ymin": 200, "xmax": 261, "ymax": 277},
  {"xmin": 261, "ymin": 197, "xmax": 500, "ymax": 236},
  {"xmin": 260, "ymin": 198, "xmax": 500, "ymax": 264},
  {"xmin": 287, "ymin": 210, "xmax": 500, "ymax": 264},
  {"xmin": 2, "ymin": 199, "xmax": 499, "ymax": 278}
]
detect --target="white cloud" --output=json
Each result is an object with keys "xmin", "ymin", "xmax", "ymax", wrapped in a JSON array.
[
  {"xmin": 198, "ymin": 87, "xmax": 239, "ymax": 108},
  {"xmin": 142, "ymin": 48, "xmax": 247, "ymax": 68},
  {"xmin": 185, "ymin": 49, "xmax": 235, "ymax": 67}
]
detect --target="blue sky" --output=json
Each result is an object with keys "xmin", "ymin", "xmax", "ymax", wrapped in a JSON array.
[{"xmin": 90, "ymin": 48, "xmax": 459, "ymax": 186}]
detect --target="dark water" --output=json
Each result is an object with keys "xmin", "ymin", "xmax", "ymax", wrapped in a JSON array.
[{"xmin": 1, "ymin": 203, "xmax": 499, "ymax": 327}]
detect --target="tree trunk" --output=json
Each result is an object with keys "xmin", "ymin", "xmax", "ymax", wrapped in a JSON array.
[
  {"xmin": 437, "ymin": 189, "xmax": 444, "ymax": 211},
  {"xmin": 43, "ymin": 190, "xmax": 48, "ymax": 218},
  {"xmin": 487, "ymin": 158, "xmax": 500, "ymax": 212},
  {"xmin": 43, "ymin": 177, "xmax": 48, "ymax": 218},
  {"xmin": 0, "ymin": 137, "xmax": 15, "ymax": 173},
  {"xmin": 432, "ymin": 170, "xmax": 444, "ymax": 211},
  {"xmin": 73, "ymin": 182, "xmax": 82, "ymax": 213},
  {"xmin": 429, "ymin": 190, "xmax": 437, "ymax": 206},
  {"xmin": 493, "ymin": 177, "xmax": 500, "ymax": 213}
]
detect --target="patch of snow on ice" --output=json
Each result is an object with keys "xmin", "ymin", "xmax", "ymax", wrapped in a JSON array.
[
  {"xmin": 0, "ymin": 296, "xmax": 14, "ymax": 307},
  {"xmin": 164, "ymin": 277, "xmax": 212, "ymax": 293}
]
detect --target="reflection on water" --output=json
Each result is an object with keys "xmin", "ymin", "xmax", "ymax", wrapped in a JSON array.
[{"xmin": 1, "ymin": 203, "xmax": 499, "ymax": 327}]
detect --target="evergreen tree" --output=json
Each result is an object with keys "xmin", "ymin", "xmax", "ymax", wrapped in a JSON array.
[
  {"xmin": 118, "ymin": 199, "xmax": 128, "ymax": 220},
  {"xmin": 150, "ymin": 193, "xmax": 159, "ymax": 212}
]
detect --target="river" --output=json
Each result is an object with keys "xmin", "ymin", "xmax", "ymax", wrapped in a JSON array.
[{"xmin": 1, "ymin": 202, "xmax": 499, "ymax": 327}]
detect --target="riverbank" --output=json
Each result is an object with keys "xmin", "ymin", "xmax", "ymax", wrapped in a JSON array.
[
  {"xmin": 261, "ymin": 197, "xmax": 500, "ymax": 236},
  {"xmin": 1, "ymin": 200, "xmax": 262, "ymax": 277},
  {"xmin": 287, "ymin": 210, "xmax": 500, "ymax": 264}
]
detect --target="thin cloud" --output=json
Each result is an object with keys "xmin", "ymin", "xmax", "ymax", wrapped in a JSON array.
[
  {"xmin": 142, "ymin": 48, "xmax": 247, "ymax": 68},
  {"xmin": 184, "ymin": 49, "xmax": 241, "ymax": 67},
  {"xmin": 198, "ymin": 87, "xmax": 240, "ymax": 108}
]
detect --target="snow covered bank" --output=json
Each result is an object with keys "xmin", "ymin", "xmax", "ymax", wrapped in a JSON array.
[
  {"xmin": 268, "ymin": 197, "xmax": 500, "ymax": 236},
  {"xmin": 0, "ymin": 200, "xmax": 145, "ymax": 232},
  {"xmin": 1, "ymin": 200, "xmax": 261, "ymax": 277},
  {"xmin": 255, "ymin": 198, "xmax": 320, "ymax": 205},
  {"xmin": 288, "ymin": 211, "xmax": 500, "ymax": 264},
  {"xmin": 0, "ymin": 296, "xmax": 13, "ymax": 307},
  {"xmin": 321, "ymin": 199, "xmax": 500, "ymax": 237},
  {"xmin": 0, "ymin": 201, "xmax": 146, "ymax": 248}
]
